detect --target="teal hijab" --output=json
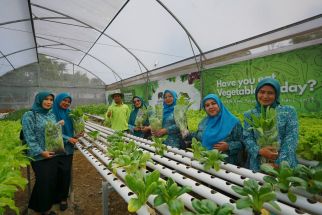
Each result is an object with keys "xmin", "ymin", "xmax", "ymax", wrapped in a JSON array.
[
  {"xmin": 31, "ymin": 91, "xmax": 55, "ymax": 114},
  {"xmin": 255, "ymin": 78, "xmax": 280, "ymax": 111},
  {"xmin": 53, "ymin": 92, "xmax": 74, "ymax": 138},
  {"xmin": 129, "ymin": 96, "xmax": 146, "ymax": 126},
  {"xmin": 162, "ymin": 90, "xmax": 177, "ymax": 121},
  {"xmin": 201, "ymin": 94, "xmax": 239, "ymax": 150}
]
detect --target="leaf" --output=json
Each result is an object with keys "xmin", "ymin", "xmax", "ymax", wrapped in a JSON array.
[
  {"xmin": 259, "ymin": 192, "xmax": 276, "ymax": 203},
  {"xmin": 287, "ymin": 190, "xmax": 297, "ymax": 203},
  {"xmin": 263, "ymin": 176, "xmax": 278, "ymax": 185},
  {"xmin": 236, "ymin": 197, "xmax": 252, "ymax": 209},
  {"xmin": 231, "ymin": 185, "xmax": 247, "ymax": 196},
  {"xmin": 128, "ymin": 198, "xmax": 142, "ymax": 212},
  {"xmin": 168, "ymin": 199, "xmax": 185, "ymax": 215},
  {"xmin": 154, "ymin": 195, "xmax": 165, "ymax": 206},
  {"xmin": 260, "ymin": 164, "xmax": 278, "ymax": 176}
]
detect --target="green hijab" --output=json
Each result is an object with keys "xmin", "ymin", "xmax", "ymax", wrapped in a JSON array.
[{"xmin": 255, "ymin": 78, "xmax": 280, "ymax": 111}]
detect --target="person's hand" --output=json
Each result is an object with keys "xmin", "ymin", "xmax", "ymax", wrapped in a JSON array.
[
  {"xmin": 213, "ymin": 141, "xmax": 229, "ymax": 152},
  {"xmin": 259, "ymin": 146, "xmax": 278, "ymax": 160},
  {"xmin": 134, "ymin": 127, "xmax": 141, "ymax": 131},
  {"xmin": 141, "ymin": 126, "xmax": 151, "ymax": 133},
  {"xmin": 75, "ymin": 131, "xmax": 85, "ymax": 138},
  {"xmin": 57, "ymin": 120, "xmax": 64, "ymax": 126},
  {"xmin": 68, "ymin": 137, "xmax": 78, "ymax": 144},
  {"xmin": 153, "ymin": 128, "xmax": 167, "ymax": 137},
  {"xmin": 41, "ymin": 151, "xmax": 55, "ymax": 159},
  {"xmin": 107, "ymin": 111, "xmax": 112, "ymax": 117}
]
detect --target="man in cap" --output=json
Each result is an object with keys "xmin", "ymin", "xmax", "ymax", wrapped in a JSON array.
[{"xmin": 106, "ymin": 92, "xmax": 130, "ymax": 131}]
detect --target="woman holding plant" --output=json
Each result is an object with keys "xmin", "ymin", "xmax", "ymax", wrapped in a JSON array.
[
  {"xmin": 22, "ymin": 91, "xmax": 62, "ymax": 215},
  {"xmin": 128, "ymin": 96, "xmax": 151, "ymax": 138},
  {"xmin": 243, "ymin": 78, "xmax": 299, "ymax": 171},
  {"xmin": 191, "ymin": 94, "xmax": 244, "ymax": 165},
  {"xmin": 152, "ymin": 89, "xmax": 185, "ymax": 149},
  {"xmin": 52, "ymin": 92, "xmax": 83, "ymax": 211}
]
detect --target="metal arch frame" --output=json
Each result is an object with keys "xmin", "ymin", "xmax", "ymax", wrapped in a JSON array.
[
  {"xmin": 28, "ymin": 0, "xmax": 39, "ymax": 63},
  {"xmin": 0, "ymin": 50, "xmax": 15, "ymax": 70},
  {"xmin": 78, "ymin": 0, "xmax": 130, "ymax": 66},
  {"xmin": 31, "ymin": 3, "xmax": 150, "ymax": 76},
  {"xmin": 36, "ymin": 36, "xmax": 122, "ymax": 81},
  {"xmin": 154, "ymin": 0, "xmax": 206, "ymax": 67},
  {"xmin": 40, "ymin": 53, "xmax": 106, "ymax": 85},
  {"xmin": 0, "ymin": 19, "xmax": 30, "ymax": 26}
]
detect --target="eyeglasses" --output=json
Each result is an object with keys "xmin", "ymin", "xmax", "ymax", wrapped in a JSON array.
[{"xmin": 133, "ymin": 100, "xmax": 141, "ymax": 103}]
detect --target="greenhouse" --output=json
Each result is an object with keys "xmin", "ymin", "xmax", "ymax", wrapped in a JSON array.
[{"xmin": 1, "ymin": 0, "xmax": 322, "ymax": 214}]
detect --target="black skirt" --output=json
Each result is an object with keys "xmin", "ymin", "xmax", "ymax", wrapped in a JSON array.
[
  {"xmin": 54, "ymin": 154, "xmax": 74, "ymax": 203},
  {"xmin": 28, "ymin": 157, "xmax": 58, "ymax": 213}
]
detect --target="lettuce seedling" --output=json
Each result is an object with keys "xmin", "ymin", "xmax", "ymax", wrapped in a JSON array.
[
  {"xmin": 151, "ymin": 136, "xmax": 168, "ymax": 156},
  {"xmin": 87, "ymin": 130, "xmax": 100, "ymax": 141},
  {"xmin": 232, "ymin": 179, "xmax": 280, "ymax": 215},
  {"xmin": 260, "ymin": 161, "xmax": 306, "ymax": 202},
  {"xmin": 188, "ymin": 138, "xmax": 206, "ymax": 161},
  {"xmin": 200, "ymin": 149, "xmax": 227, "ymax": 171},
  {"xmin": 125, "ymin": 170, "xmax": 161, "ymax": 212},
  {"xmin": 154, "ymin": 178, "xmax": 192, "ymax": 215},
  {"xmin": 183, "ymin": 199, "xmax": 234, "ymax": 215}
]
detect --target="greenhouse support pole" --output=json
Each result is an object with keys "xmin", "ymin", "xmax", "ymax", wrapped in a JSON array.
[{"xmin": 102, "ymin": 181, "xmax": 113, "ymax": 215}]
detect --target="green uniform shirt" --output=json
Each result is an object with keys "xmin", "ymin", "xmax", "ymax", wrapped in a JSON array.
[{"xmin": 107, "ymin": 103, "xmax": 130, "ymax": 131}]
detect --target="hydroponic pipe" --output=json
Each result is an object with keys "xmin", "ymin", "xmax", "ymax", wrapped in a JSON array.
[
  {"xmin": 81, "ymin": 137, "xmax": 254, "ymax": 215},
  {"xmin": 75, "ymin": 142, "xmax": 151, "ymax": 215},
  {"xmin": 85, "ymin": 123, "xmax": 322, "ymax": 214},
  {"xmin": 86, "ymin": 121, "xmax": 266, "ymax": 181},
  {"xmin": 79, "ymin": 138, "xmax": 192, "ymax": 215}
]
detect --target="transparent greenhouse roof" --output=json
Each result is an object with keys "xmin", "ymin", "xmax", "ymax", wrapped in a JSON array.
[{"xmin": 1, "ymin": 0, "xmax": 322, "ymax": 84}]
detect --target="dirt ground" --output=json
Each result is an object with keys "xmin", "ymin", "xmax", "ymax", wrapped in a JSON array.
[{"xmin": 7, "ymin": 150, "xmax": 134, "ymax": 215}]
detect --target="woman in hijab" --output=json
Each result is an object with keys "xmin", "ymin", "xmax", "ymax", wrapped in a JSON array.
[
  {"xmin": 192, "ymin": 94, "xmax": 243, "ymax": 165},
  {"xmin": 152, "ymin": 89, "xmax": 185, "ymax": 149},
  {"xmin": 52, "ymin": 92, "xmax": 81, "ymax": 211},
  {"xmin": 243, "ymin": 78, "xmax": 299, "ymax": 171},
  {"xmin": 128, "ymin": 96, "xmax": 150, "ymax": 138},
  {"xmin": 22, "ymin": 91, "xmax": 61, "ymax": 215}
]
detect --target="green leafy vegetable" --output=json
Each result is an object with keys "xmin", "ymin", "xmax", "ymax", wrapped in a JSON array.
[
  {"xmin": 260, "ymin": 161, "xmax": 306, "ymax": 202},
  {"xmin": 244, "ymin": 106, "xmax": 279, "ymax": 164},
  {"xmin": 232, "ymin": 179, "xmax": 280, "ymax": 214},
  {"xmin": 125, "ymin": 170, "xmax": 161, "ymax": 212},
  {"xmin": 188, "ymin": 138, "xmax": 206, "ymax": 161},
  {"xmin": 87, "ymin": 130, "xmax": 100, "ymax": 140},
  {"xmin": 151, "ymin": 136, "xmax": 168, "ymax": 156},
  {"xmin": 154, "ymin": 178, "xmax": 192, "ymax": 215},
  {"xmin": 200, "ymin": 149, "xmax": 227, "ymax": 171},
  {"xmin": 183, "ymin": 199, "xmax": 234, "ymax": 215},
  {"xmin": 69, "ymin": 108, "xmax": 85, "ymax": 135},
  {"xmin": 45, "ymin": 121, "xmax": 65, "ymax": 154}
]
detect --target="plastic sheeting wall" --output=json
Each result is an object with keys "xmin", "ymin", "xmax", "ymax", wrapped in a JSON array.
[{"xmin": 0, "ymin": 59, "xmax": 106, "ymax": 110}]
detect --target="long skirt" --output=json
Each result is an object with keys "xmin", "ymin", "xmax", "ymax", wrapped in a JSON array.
[
  {"xmin": 28, "ymin": 158, "xmax": 58, "ymax": 213},
  {"xmin": 54, "ymin": 154, "xmax": 73, "ymax": 203}
]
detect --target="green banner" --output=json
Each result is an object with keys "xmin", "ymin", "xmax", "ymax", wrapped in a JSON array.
[{"xmin": 202, "ymin": 44, "xmax": 322, "ymax": 113}]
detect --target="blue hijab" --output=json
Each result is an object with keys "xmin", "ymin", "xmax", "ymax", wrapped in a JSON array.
[
  {"xmin": 255, "ymin": 78, "xmax": 280, "ymax": 111},
  {"xmin": 52, "ymin": 92, "xmax": 74, "ymax": 138},
  {"xmin": 31, "ymin": 91, "xmax": 55, "ymax": 114},
  {"xmin": 129, "ymin": 96, "xmax": 146, "ymax": 126},
  {"xmin": 201, "ymin": 94, "xmax": 239, "ymax": 150},
  {"xmin": 162, "ymin": 90, "xmax": 177, "ymax": 121}
]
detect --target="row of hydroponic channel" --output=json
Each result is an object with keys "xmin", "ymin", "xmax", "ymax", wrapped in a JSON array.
[{"xmin": 79, "ymin": 116, "xmax": 322, "ymax": 215}]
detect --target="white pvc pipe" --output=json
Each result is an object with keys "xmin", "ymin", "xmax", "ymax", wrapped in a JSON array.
[
  {"xmin": 75, "ymin": 143, "xmax": 151, "ymax": 215},
  {"xmin": 79, "ymin": 139, "xmax": 192, "ymax": 214},
  {"xmin": 85, "ymin": 123, "xmax": 321, "ymax": 215}
]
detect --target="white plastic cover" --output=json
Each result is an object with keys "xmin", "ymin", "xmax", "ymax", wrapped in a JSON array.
[{"xmin": 0, "ymin": 0, "xmax": 321, "ymax": 84}]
